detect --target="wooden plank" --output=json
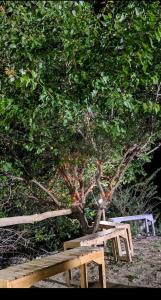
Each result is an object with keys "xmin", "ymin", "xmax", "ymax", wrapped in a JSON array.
[
  {"xmin": 66, "ymin": 246, "xmax": 101, "ymax": 254},
  {"xmin": 64, "ymin": 228, "xmax": 124, "ymax": 249},
  {"xmin": 64, "ymin": 228, "xmax": 119, "ymax": 244}
]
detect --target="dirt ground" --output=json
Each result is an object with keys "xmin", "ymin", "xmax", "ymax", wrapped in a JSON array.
[{"xmin": 30, "ymin": 235, "xmax": 161, "ymax": 288}]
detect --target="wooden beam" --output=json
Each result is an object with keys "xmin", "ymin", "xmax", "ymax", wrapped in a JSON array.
[{"xmin": 0, "ymin": 209, "xmax": 72, "ymax": 227}]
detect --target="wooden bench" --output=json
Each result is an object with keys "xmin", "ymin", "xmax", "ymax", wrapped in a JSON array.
[
  {"xmin": 108, "ymin": 214, "xmax": 155, "ymax": 236},
  {"xmin": 99, "ymin": 221, "xmax": 134, "ymax": 257},
  {"xmin": 64, "ymin": 228, "xmax": 132, "ymax": 262},
  {"xmin": 64, "ymin": 228, "xmax": 132, "ymax": 286},
  {"xmin": 0, "ymin": 247, "xmax": 106, "ymax": 288}
]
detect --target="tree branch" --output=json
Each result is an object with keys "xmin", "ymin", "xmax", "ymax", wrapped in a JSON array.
[
  {"xmin": 1, "ymin": 173, "xmax": 62, "ymax": 207},
  {"xmin": 156, "ymin": 82, "xmax": 161, "ymax": 102},
  {"xmin": 139, "ymin": 142, "xmax": 161, "ymax": 157},
  {"xmin": 31, "ymin": 179, "xmax": 61, "ymax": 207},
  {"xmin": 0, "ymin": 209, "xmax": 72, "ymax": 227},
  {"xmin": 95, "ymin": 160, "xmax": 106, "ymax": 200},
  {"xmin": 110, "ymin": 145, "xmax": 140, "ymax": 191},
  {"xmin": 84, "ymin": 181, "xmax": 96, "ymax": 199}
]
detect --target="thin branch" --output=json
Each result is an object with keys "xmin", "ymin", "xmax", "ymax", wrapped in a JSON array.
[
  {"xmin": 59, "ymin": 166, "xmax": 73, "ymax": 189},
  {"xmin": 31, "ymin": 179, "xmax": 61, "ymax": 207},
  {"xmin": 137, "ymin": 142, "xmax": 161, "ymax": 158},
  {"xmin": 140, "ymin": 136, "xmax": 153, "ymax": 152},
  {"xmin": 95, "ymin": 160, "xmax": 106, "ymax": 200},
  {"xmin": 1, "ymin": 173, "xmax": 61, "ymax": 207},
  {"xmin": 84, "ymin": 181, "xmax": 96, "ymax": 199},
  {"xmin": 156, "ymin": 82, "xmax": 161, "ymax": 102},
  {"xmin": 141, "ymin": 143, "xmax": 161, "ymax": 157},
  {"xmin": 107, "ymin": 145, "xmax": 140, "ymax": 195}
]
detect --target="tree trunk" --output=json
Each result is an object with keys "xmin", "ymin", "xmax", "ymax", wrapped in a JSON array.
[
  {"xmin": 71, "ymin": 205, "xmax": 92, "ymax": 235},
  {"xmin": 92, "ymin": 202, "xmax": 110, "ymax": 233},
  {"xmin": 92, "ymin": 206, "xmax": 104, "ymax": 233},
  {"xmin": 71, "ymin": 201, "xmax": 110, "ymax": 235}
]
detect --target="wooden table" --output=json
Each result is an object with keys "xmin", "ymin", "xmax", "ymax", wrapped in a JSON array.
[
  {"xmin": 0, "ymin": 247, "xmax": 106, "ymax": 288},
  {"xmin": 108, "ymin": 214, "xmax": 155, "ymax": 236}
]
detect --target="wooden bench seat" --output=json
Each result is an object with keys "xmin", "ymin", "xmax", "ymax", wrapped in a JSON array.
[
  {"xmin": 64, "ymin": 228, "xmax": 132, "ymax": 262},
  {"xmin": 108, "ymin": 214, "xmax": 155, "ymax": 236},
  {"xmin": 0, "ymin": 247, "xmax": 106, "ymax": 288}
]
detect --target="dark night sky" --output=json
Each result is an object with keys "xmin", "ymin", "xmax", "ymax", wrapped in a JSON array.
[{"xmin": 145, "ymin": 147, "xmax": 161, "ymax": 196}]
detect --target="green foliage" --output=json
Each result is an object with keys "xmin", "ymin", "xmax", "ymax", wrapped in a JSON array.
[
  {"xmin": 55, "ymin": 217, "xmax": 80, "ymax": 241},
  {"xmin": 84, "ymin": 207, "xmax": 97, "ymax": 224},
  {"xmin": 1, "ymin": 1, "xmax": 161, "ymax": 182},
  {"xmin": 27, "ymin": 217, "xmax": 80, "ymax": 251},
  {"xmin": 0, "ymin": 1, "xmax": 161, "ymax": 247}
]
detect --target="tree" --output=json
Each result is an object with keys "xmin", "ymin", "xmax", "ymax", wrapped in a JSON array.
[{"xmin": 1, "ymin": 1, "xmax": 161, "ymax": 233}]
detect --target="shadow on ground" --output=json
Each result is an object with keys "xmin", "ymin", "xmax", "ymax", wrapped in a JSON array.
[{"xmin": 32, "ymin": 279, "xmax": 148, "ymax": 288}]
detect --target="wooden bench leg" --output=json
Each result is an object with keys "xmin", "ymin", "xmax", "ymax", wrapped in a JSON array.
[
  {"xmin": 93, "ymin": 253, "xmax": 106, "ymax": 288},
  {"xmin": 64, "ymin": 245, "xmax": 72, "ymax": 286},
  {"xmin": 98, "ymin": 260, "xmax": 106, "ymax": 288},
  {"xmin": 152, "ymin": 221, "xmax": 156, "ymax": 236},
  {"xmin": 66, "ymin": 270, "xmax": 72, "ymax": 287},
  {"xmin": 111, "ymin": 238, "xmax": 118, "ymax": 261},
  {"xmin": 112, "ymin": 237, "xmax": 122, "ymax": 261},
  {"xmin": 145, "ymin": 219, "xmax": 149, "ymax": 235},
  {"xmin": 126, "ymin": 226, "xmax": 134, "ymax": 256},
  {"xmin": 123, "ymin": 232, "xmax": 132, "ymax": 262},
  {"xmin": 116, "ymin": 236, "xmax": 122, "ymax": 257},
  {"xmin": 80, "ymin": 264, "xmax": 88, "ymax": 288}
]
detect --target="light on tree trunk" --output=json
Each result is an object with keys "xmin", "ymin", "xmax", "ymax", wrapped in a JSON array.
[{"xmin": 98, "ymin": 198, "xmax": 103, "ymax": 204}]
